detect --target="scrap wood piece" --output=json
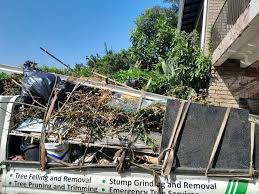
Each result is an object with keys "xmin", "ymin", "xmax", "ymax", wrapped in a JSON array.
[
  {"xmin": 129, "ymin": 161, "xmax": 160, "ymax": 175},
  {"xmin": 80, "ymin": 130, "xmax": 92, "ymax": 167},
  {"xmin": 113, "ymin": 149, "xmax": 123, "ymax": 163},
  {"xmin": 163, "ymin": 100, "xmax": 191, "ymax": 176},
  {"xmin": 72, "ymin": 152, "xmax": 97, "ymax": 165},
  {"xmin": 92, "ymin": 71, "xmax": 130, "ymax": 88},
  {"xmin": 136, "ymin": 155, "xmax": 159, "ymax": 165},
  {"xmin": 161, "ymin": 101, "xmax": 185, "ymax": 174},
  {"xmin": 41, "ymin": 77, "xmax": 59, "ymax": 171},
  {"xmin": 205, "ymin": 107, "xmax": 231, "ymax": 176},
  {"xmin": 84, "ymin": 152, "xmax": 97, "ymax": 163},
  {"xmin": 136, "ymin": 90, "xmax": 145, "ymax": 112},
  {"xmin": 40, "ymin": 142, "xmax": 47, "ymax": 170},
  {"xmin": 116, "ymin": 149, "xmax": 127, "ymax": 173},
  {"xmin": 11, "ymin": 78, "xmax": 22, "ymax": 88},
  {"xmin": 99, "ymin": 158, "xmax": 111, "ymax": 165}
]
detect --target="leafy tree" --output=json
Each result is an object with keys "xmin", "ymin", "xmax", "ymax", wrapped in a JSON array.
[
  {"xmin": 130, "ymin": 7, "xmax": 178, "ymax": 68},
  {"xmin": 86, "ymin": 45, "xmax": 133, "ymax": 75},
  {"xmin": 115, "ymin": 30, "xmax": 211, "ymax": 99},
  {"xmin": 112, "ymin": 66, "xmax": 168, "ymax": 94},
  {"xmin": 35, "ymin": 2, "xmax": 211, "ymax": 100},
  {"xmin": 158, "ymin": 31, "xmax": 211, "ymax": 92}
]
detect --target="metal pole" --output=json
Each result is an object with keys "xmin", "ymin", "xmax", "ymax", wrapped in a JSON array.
[{"xmin": 40, "ymin": 47, "xmax": 72, "ymax": 70}]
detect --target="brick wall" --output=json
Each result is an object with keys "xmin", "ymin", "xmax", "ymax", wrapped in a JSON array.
[
  {"xmin": 204, "ymin": 0, "xmax": 225, "ymax": 52},
  {"xmin": 208, "ymin": 60, "xmax": 259, "ymax": 114},
  {"xmin": 205, "ymin": 0, "xmax": 259, "ymax": 114}
]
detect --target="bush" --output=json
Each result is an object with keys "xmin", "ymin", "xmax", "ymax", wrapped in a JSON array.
[
  {"xmin": 112, "ymin": 66, "xmax": 169, "ymax": 94},
  {"xmin": 86, "ymin": 48, "xmax": 133, "ymax": 75},
  {"xmin": 40, "ymin": 65, "xmax": 72, "ymax": 75},
  {"xmin": 114, "ymin": 30, "xmax": 211, "ymax": 100},
  {"xmin": 166, "ymin": 31, "xmax": 211, "ymax": 91},
  {"xmin": 130, "ymin": 7, "xmax": 177, "ymax": 68},
  {"xmin": 40, "ymin": 64, "xmax": 91, "ymax": 77}
]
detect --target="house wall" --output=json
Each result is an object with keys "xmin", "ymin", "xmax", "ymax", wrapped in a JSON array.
[
  {"xmin": 208, "ymin": 60, "xmax": 259, "ymax": 114},
  {"xmin": 206, "ymin": 0, "xmax": 259, "ymax": 114},
  {"xmin": 204, "ymin": 0, "xmax": 225, "ymax": 52}
]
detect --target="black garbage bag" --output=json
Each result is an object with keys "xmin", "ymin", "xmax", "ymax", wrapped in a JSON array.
[{"xmin": 21, "ymin": 61, "xmax": 61, "ymax": 103}]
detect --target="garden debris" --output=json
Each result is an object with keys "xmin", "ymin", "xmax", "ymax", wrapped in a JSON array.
[
  {"xmin": 6, "ymin": 62, "xmax": 256, "ymax": 177},
  {"xmin": 9, "ymin": 63, "xmax": 166, "ymax": 172},
  {"xmin": 0, "ymin": 75, "xmax": 21, "ymax": 95}
]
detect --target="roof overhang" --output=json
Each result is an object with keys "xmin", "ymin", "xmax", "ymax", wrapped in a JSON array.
[{"xmin": 178, "ymin": 0, "xmax": 204, "ymax": 32}]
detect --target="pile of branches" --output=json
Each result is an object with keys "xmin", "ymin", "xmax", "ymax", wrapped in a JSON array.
[
  {"xmin": 14, "ymin": 83, "xmax": 166, "ymax": 147},
  {"xmin": 0, "ymin": 74, "xmax": 21, "ymax": 95}
]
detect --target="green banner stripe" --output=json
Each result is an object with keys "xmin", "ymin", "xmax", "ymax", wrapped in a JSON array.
[
  {"xmin": 225, "ymin": 180, "xmax": 232, "ymax": 194},
  {"xmin": 235, "ymin": 180, "xmax": 249, "ymax": 194},
  {"xmin": 230, "ymin": 180, "xmax": 237, "ymax": 194}
]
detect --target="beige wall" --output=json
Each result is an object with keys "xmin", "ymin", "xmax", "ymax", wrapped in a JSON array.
[
  {"xmin": 204, "ymin": 0, "xmax": 225, "ymax": 52},
  {"xmin": 206, "ymin": 0, "xmax": 259, "ymax": 114},
  {"xmin": 208, "ymin": 60, "xmax": 259, "ymax": 114}
]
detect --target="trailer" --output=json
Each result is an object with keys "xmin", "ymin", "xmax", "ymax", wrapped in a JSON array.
[
  {"xmin": 0, "ymin": 95, "xmax": 258, "ymax": 194},
  {"xmin": 0, "ymin": 64, "xmax": 258, "ymax": 194}
]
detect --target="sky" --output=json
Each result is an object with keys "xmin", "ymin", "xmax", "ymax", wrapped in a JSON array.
[{"xmin": 0, "ymin": 0, "xmax": 171, "ymax": 68}]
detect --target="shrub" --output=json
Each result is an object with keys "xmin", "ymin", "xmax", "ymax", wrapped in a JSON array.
[{"xmin": 130, "ymin": 7, "xmax": 177, "ymax": 68}]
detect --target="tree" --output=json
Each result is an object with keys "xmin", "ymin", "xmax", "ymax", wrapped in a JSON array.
[
  {"xmin": 158, "ymin": 30, "xmax": 211, "ymax": 92},
  {"xmin": 86, "ymin": 46, "xmax": 133, "ymax": 75},
  {"xmin": 130, "ymin": 7, "xmax": 178, "ymax": 68}
]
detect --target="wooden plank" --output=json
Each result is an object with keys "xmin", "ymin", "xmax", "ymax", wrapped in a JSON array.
[
  {"xmin": 205, "ymin": 107, "xmax": 231, "ymax": 175},
  {"xmin": 163, "ymin": 101, "xmax": 191, "ymax": 175},
  {"xmin": 161, "ymin": 101, "xmax": 185, "ymax": 173}
]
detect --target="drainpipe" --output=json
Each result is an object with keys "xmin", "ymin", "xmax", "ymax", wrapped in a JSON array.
[{"xmin": 201, "ymin": 0, "xmax": 208, "ymax": 49}]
